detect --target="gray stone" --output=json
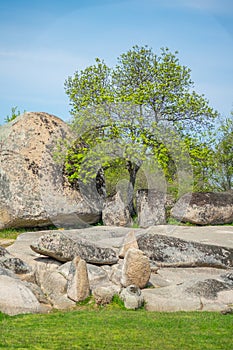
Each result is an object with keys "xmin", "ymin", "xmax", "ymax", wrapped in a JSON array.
[
  {"xmin": 0, "ymin": 246, "xmax": 31, "ymax": 274},
  {"xmin": 142, "ymin": 286, "xmax": 201, "ymax": 312},
  {"xmin": 57, "ymin": 261, "xmax": 72, "ymax": 279},
  {"xmin": 120, "ymin": 285, "xmax": 144, "ymax": 310},
  {"xmin": 109, "ymin": 260, "xmax": 123, "ymax": 286},
  {"xmin": 92, "ymin": 286, "xmax": 116, "ymax": 305},
  {"xmin": 171, "ymin": 192, "xmax": 233, "ymax": 225},
  {"xmin": 67, "ymin": 257, "xmax": 90, "ymax": 302},
  {"xmin": 23, "ymin": 281, "xmax": 49, "ymax": 305},
  {"xmin": 87, "ymin": 264, "xmax": 110, "ymax": 290},
  {"xmin": 0, "ymin": 275, "xmax": 41, "ymax": 315},
  {"xmin": 121, "ymin": 248, "xmax": 151, "ymax": 288},
  {"xmin": 0, "ymin": 112, "xmax": 101, "ymax": 230},
  {"xmin": 38, "ymin": 269, "xmax": 75, "ymax": 309},
  {"xmin": 102, "ymin": 192, "xmax": 133, "ymax": 227},
  {"xmin": 137, "ymin": 232, "xmax": 233, "ymax": 268},
  {"xmin": 136, "ymin": 189, "xmax": 166, "ymax": 227},
  {"xmin": 30, "ymin": 231, "xmax": 118, "ymax": 264},
  {"xmin": 0, "ymin": 266, "xmax": 18, "ymax": 278},
  {"xmin": 142, "ymin": 267, "xmax": 233, "ymax": 312}
]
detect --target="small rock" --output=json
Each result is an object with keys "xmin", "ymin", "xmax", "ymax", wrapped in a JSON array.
[
  {"xmin": 92, "ymin": 286, "xmax": 116, "ymax": 306},
  {"xmin": 120, "ymin": 285, "xmax": 144, "ymax": 310}
]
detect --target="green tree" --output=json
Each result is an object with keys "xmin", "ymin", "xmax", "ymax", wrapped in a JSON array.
[
  {"xmin": 64, "ymin": 45, "xmax": 218, "ymax": 215},
  {"xmin": 212, "ymin": 113, "xmax": 233, "ymax": 191}
]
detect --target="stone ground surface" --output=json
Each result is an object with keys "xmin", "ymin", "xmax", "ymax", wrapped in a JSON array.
[
  {"xmin": 6, "ymin": 225, "xmax": 233, "ymax": 260},
  {"xmin": 2, "ymin": 225, "xmax": 233, "ymax": 313}
]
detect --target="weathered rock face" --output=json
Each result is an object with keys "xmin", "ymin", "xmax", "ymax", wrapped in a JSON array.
[
  {"xmin": 0, "ymin": 275, "xmax": 42, "ymax": 315},
  {"xmin": 121, "ymin": 248, "xmax": 151, "ymax": 288},
  {"xmin": 0, "ymin": 112, "xmax": 102, "ymax": 229},
  {"xmin": 102, "ymin": 192, "xmax": 133, "ymax": 227},
  {"xmin": 136, "ymin": 189, "xmax": 166, "ymax": 227},
  {"xmin": 171, "ymin": 192, "xmax": 233, "ymax": 225},
  {"xmin": 30, "ymin": 231, "xmax": 118, "ymax": 265},
  {"xmin": 0, "ymin": 246, "xmax": 31, "ymax": 274},
  {"xmin": 137, "ymin": 233, "xmax": 233, "ymax": 268}
]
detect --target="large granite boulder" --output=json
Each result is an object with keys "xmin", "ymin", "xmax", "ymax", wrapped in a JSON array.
[
  {"xmin": 30, "ymin": 231, "xmax": 118, "ymax": 265},
  {"xmin": 137, "ymin": 232, "xmax": 233, "ymax": 268},
  {"xmin": 171, "ymin": 192, "xmax": 233, "ymax": 225},
  {"xmin": 136, "ymin": 189, "xmax": 166, "ymax": 227},
  {"xmin": 0, "ymin": 112, "xmax": 102, "ymax": 229}
]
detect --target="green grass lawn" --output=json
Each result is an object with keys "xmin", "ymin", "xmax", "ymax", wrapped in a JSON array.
[{"xmin": 0, "ymin": 310, "xmax": 232, "ymax": 349}]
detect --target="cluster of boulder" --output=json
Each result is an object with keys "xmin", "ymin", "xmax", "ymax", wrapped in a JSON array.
[
  {"xmin": 0, "ymin": 112, "xmax": 233, "ymax": 316},
  {"xmin": 1, "ymin": 225, "xmax": 233, "ymax": 315},
  {"xmin": 1, "ymin": 112, "xmax": 233, "ymax": 230}
]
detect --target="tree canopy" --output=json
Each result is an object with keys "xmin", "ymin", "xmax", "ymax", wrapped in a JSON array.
[{"xmin": 64, "ymin": 45, "xmax": 218, "ymax": 215}]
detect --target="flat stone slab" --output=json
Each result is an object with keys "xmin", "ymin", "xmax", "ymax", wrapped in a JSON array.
[{"xmin": 142, "ymin": 267, "xmax": 233, "ymax": 312}]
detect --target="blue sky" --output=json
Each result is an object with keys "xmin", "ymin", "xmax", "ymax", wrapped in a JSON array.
[{"xmin": 0, "ymin": 0, "xmax": 233, "ymax": 124}]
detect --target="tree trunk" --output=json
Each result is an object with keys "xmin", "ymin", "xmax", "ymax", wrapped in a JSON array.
[{"xmin": 126, "ymin": 161, "xmax": 141, "ymax": 217}]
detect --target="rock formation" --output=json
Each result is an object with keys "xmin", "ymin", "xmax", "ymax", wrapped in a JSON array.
[
  {"xmin": 171, "ymin": 192, "xmax": 233, "ymax": 225},
  {"xmin": 1, "ymin": 225, "xmax": 233, "ymax": 315},
  {"xmin": 0, "ymin": 112, "xmax": 102, "ymax": 229}
]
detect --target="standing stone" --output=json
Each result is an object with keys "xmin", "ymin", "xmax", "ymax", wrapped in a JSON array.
[
  {"xmin": 136, "ymin": 189, "xmax": 166, "ymax": 228},
  {"xmin": 67, "ymin": 257, "xmax": 90, "ymax": 302},
  {"xmin": 102, "ymin": 192, "xmax": 133, "ymax": 227},
  {"xmin": 121, "ymin": 248, "xmax": 151, "ymax": 288},
  {"xmin": 171, "ymin": 192, "xmax": 233, "ymax": 225},
  {"xmin": 118, "ymin": 231, "xmax": 139, "ymax": 258}
]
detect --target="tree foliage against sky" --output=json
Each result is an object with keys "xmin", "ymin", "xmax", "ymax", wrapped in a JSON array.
[{"xmin": 64, "ymin": 45, "xmax": 219, "ymax": 214}]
